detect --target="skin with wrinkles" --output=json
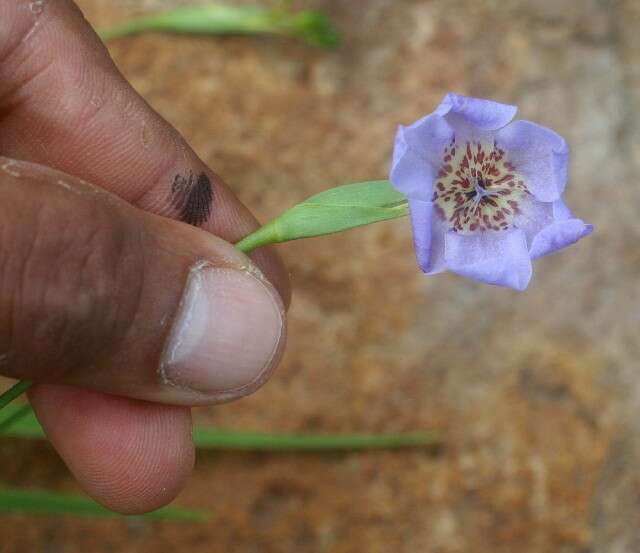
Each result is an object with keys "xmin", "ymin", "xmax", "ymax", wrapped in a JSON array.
[{"xmin": 0, "ymin": 0, "xmax": 289, "ymax": 514}]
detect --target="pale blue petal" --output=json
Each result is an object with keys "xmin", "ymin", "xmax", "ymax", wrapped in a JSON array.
[
  {"xmin": 444, "ymin": 229, "xmax": 533, "ymax": 291},
  {"xmin": 390, "ymin": 115, "xmax": 454, "ymax": 201},
  {"xmin": 435, "ymin": 93, "xmax": 517, "ymax": 131},
  {"xmin": 514, "ymin": 196, "xmax": 554, "ymax": 247},
  {"xmin": 552, "ymin": 198, "xmax": 574, "ymax": 220},
  {"xmin": 529, "ymin": 219, "xmax": 593, "ymax": 259},
  {"xmin": 496, "ymin": 120, "xmax": 569, "ymax": 202},
  {"xmin": 408, "ymin": 199, "xmax": 446, "ymax": 274},
  {"xmin": 401, "ymin": 113, "xmax": 455, "ymax": 163},
  {"xmin": 390, "ymin": 127, "xmax": 435, "ymax": 201}
]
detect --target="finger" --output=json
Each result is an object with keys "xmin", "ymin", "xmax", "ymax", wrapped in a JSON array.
[
  {"xmin": 0, "ymin": 0, "xmax": 290, "ymax": 306},
  {"xmin": 29, "ymin": 385, "xmax": 194, "ymax": 514},
  {"xmin": 0, "ymin": 158, "xmax": 286, "ymax": 404}
]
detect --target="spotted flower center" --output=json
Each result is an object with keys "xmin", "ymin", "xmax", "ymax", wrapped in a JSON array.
[{"xmin": 432, "ymin": 140, "xmax": 529, "ymax": 234}]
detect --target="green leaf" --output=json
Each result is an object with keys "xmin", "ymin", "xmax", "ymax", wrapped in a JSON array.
[
  {"xmin": 236, "ymin": 180, "xmax": 409, "ymax": 253},
  {"xmin": 0, "ymin": 488, "xmax": 208, "ymax": 521},
  {"xmin": 99, "ymin": 4, "xmax": 340, "ymax": 49},
  {"xmin": 1, "ymin": 404, "xmax": 440, "ymax": 451}
]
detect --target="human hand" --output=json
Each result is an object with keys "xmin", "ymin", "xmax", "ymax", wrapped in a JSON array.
[{"xmin": 0, "ymin": 0, "xmax": 289, "ymax": 513}]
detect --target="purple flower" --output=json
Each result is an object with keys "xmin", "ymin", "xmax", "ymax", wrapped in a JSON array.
[{"xmin": 390, "ymin": 93, "xmax": 592, "ymax": 291}]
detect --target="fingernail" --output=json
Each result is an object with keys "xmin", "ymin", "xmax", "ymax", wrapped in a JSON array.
[{"xmin": 160, "ymin": 263, "xmax": 285, "ymax": 400}]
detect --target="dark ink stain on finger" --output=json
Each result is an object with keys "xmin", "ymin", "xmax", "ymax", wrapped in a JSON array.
[{"xmin": 171, "ymin": 171, "xmax": 213, "ymax": 227}]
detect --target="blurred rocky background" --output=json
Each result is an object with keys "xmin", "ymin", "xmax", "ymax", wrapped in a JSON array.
[{"xmin": 2, "ymin": 0, "xmax": 639, "ymax": 551}]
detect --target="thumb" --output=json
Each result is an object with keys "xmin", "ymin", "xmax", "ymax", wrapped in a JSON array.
[{"xmin": 0, "ymin": 158, "xmax": 286, "ymax": 405}]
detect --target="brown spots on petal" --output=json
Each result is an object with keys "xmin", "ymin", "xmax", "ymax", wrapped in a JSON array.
[{"xmin": 432, "ymin": 138, "xmax": 530, "ymax": 236}]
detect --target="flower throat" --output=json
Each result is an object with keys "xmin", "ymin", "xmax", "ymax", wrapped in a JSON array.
[{"xmin": 432, "ymin": 139, "xmax": 529, "ymax": 234}]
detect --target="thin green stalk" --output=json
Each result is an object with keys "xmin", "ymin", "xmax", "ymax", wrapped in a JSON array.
[
  {"xmin": 192, "ymin": 427, "xmax": 440, "ymax": 451},
  {"xmin": 2, "ymin": 403, "xmax": 441, "ymax": 451},
  {"xmin": 0, "ymin": 381, "xmax": 32, "ymax": 411}
]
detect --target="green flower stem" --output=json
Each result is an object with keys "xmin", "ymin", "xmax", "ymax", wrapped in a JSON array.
[
  {"xmin": 99, "ymin": 4, "xmax": 340, "ymax": 49},
  {"xmin": 0, "ymin": 381, "xmax": 32, "ymax": 411}
]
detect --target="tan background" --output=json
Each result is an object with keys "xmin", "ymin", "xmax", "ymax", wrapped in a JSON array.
[{"xmin": 2, "ymin": 0, "xmax": 639, "ymax": 551}]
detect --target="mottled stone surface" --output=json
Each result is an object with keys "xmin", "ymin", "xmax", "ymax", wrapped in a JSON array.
[{"xmin": 1, "ymin": 0, "xmax": 639, "ymax": 551}]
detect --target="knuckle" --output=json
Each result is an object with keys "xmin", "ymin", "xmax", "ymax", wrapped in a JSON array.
[
  {"xmin": 0, "ymin": 3, "xmax": 36, "ymax": 56},
  {"xmin": 0, "ymin": 0, "xmax": 50, "ymax": 66},
  {"xmin": 0, "ymin": 183, "xmax": 144, "ymax": 380},
  {"xmin": 0, "ymin": 1, "xmax": 104, "ymax": 117},
  {"xmin": 0, "ymin": 1, "xmax": 55, "ymax": 107}
]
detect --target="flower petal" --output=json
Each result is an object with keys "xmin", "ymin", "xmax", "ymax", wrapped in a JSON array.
[
  {"xmin": 390, "ymin": 115, "xmax": 454, "ymax": 201},
  {"xmin": 552, "ymin": 198, "xmax": 574, "ymax": 221},
  {"xmin": 408, "ymin": 199, "xmax": 446, "ymax": 274},
  {"xmin": 444, "ymin": 229, "xmax": 533, "ymax": 291},
  {"xmin": 496, "ymin": 120, "xmax": 569, "ymax": 202},
  {"xmin": 514, "ymin": 195, "xmax": 554, "ymax": 247},
  {"xmin": 434, "ymin": 93, "xmax": 517, "ymax": 131},
  {"xmin": 529, "ymin": 218, "xmax": 593, "ymax": 259},
  {"xmin": 390, "ymin": 128, "xmax": 433, "ymax": 202}
]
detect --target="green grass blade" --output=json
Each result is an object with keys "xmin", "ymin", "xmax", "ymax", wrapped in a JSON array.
[
  {"xmin": 0, "ymin": 381, "xmax": 33, "ymax": 411},
  {"xmin": 1, "ymin": 404, "xmax": 439, "ymax": 451},
  {"xmin": 192, "ymin": 427, "xmax": 439, "ymax": 451},
  {"xmin": 99, "ymin": 4, "xmax": 339, "ymax": 49},
  {"xmin": 0, "ymin": 488, "xmax": 208, "ymax": 521}
]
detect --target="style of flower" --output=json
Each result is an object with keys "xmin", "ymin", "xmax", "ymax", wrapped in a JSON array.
[{"xmin": 390, "ymin": 93, "xmax": 592, "ymax": 291}]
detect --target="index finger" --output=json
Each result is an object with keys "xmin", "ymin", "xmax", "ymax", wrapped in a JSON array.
[{"xmin": 0, "ymin": 0, "xmax": 289, "ymax": 303}]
